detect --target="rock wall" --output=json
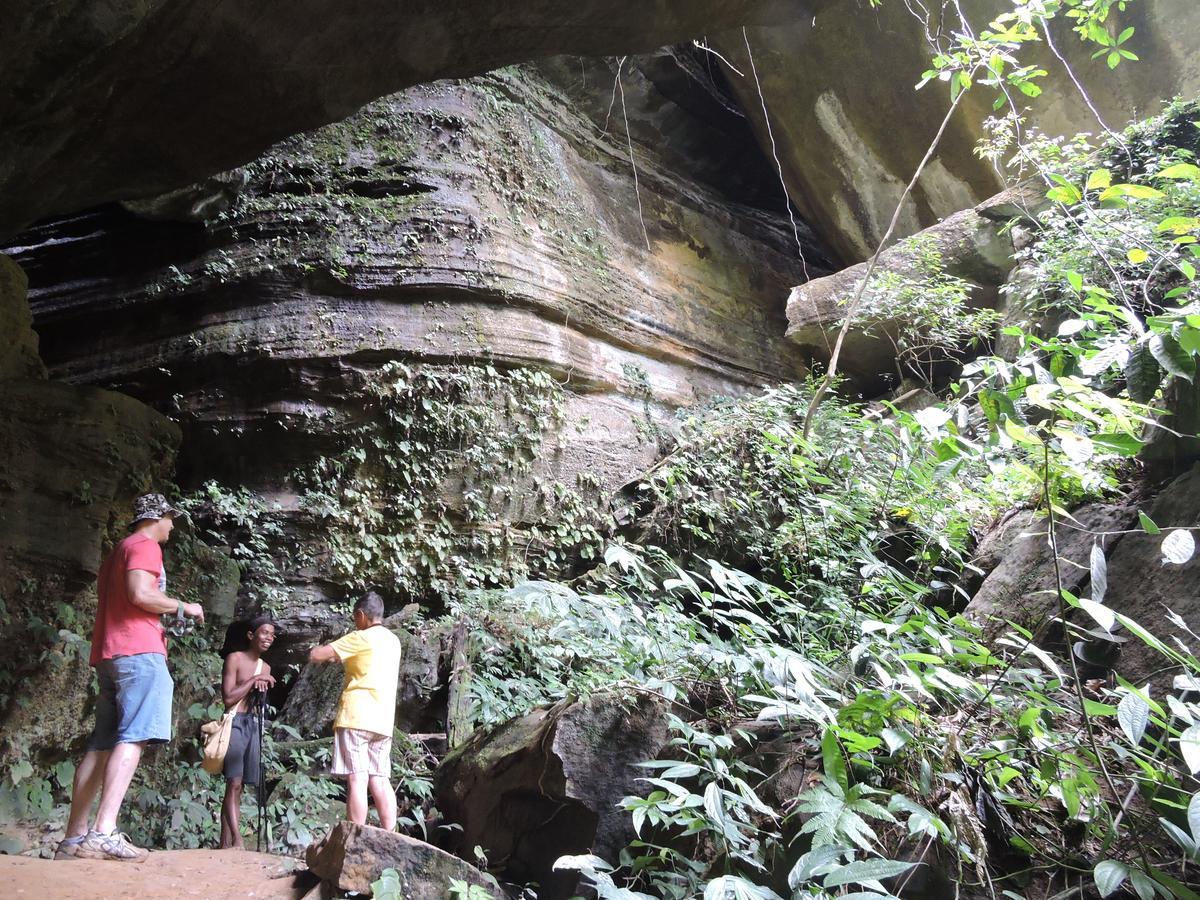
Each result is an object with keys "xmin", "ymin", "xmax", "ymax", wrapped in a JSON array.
[
  {"xmin": 7, "ymin": 61, "xmax": 828, "ymax": 641},
  {"xmin": 0, "ymin": 254, "xmax": 182, "ymax": 763},
  {"xmin": 717, "ymin": 0, "xmax": 1200, "ymax": 261}
]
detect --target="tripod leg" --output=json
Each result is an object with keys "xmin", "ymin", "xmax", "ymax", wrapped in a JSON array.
[{"xmin": 257, "ymin": 692, "xmax": 265, "ymax": 853}]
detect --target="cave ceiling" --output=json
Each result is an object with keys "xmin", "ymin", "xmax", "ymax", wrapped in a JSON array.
[{"xmin": 0, "ymin": 0, "xmax": 817, "ymax": 238}]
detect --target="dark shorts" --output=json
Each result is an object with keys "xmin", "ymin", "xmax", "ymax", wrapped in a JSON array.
[
  {"xmin": 88, "ymin": 652, "xmax": 174, "ymax": 751},
  {"xmin": 223, "ymin": 712, "xmax": 262, "ymax": 784}
]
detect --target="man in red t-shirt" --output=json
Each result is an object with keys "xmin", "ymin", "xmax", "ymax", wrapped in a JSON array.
[{"xmin": 55, "ymin": 494, "xmax": 205, "ymax": 862}]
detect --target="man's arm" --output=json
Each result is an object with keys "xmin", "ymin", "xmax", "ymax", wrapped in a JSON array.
[
  {"xmin": 308, "ymin": 644, "xmax": 339, "ymax": 664},
  {"xmin": 126, "ymin": 569, "xmax": 204, "ymax": 621}
]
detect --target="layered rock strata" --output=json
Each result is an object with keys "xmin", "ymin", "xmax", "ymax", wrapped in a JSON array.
[{"xmin": 10, "ymin": 62, "xmax": 827, "ymax": 637}]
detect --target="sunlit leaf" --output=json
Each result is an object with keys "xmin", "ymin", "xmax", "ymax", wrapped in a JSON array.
[
  {"xmin": 1094, "ymin": 860, "xmax": 1129, "ymax": 898},
  {"xmin": 1090, "ymin": 543, "xmax": 1107, "ymax": 603},
  {"xmin": 1079, "ymin": 598, "xmax": 1115, "ymax": 633},
  {"xmin": 1149, "ymin": 334, "xmax": 1195, "ymax": 382},
  {"xmin": 1157, "ymin": 162, "xmax": 1200, "ymax": 181},
  {"xmin": 1117, "ymin": 690, "xmax": 1150, "ymax": 746},
  {"xmin": 822, "ymin": 858, "xmax": 914, "ymax": 889},
  {"xmin": 1180, "ymin": 725, "xmax": 1200, "ymax": 774},
  {"xmin": 1162, "ymin": 529, "xmax": 1196, "ymax": 565}
]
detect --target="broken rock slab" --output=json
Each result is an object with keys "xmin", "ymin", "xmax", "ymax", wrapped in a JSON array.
[
  {"xmin": 434, "ymin": 692, "xmax": 670, "ymax": 900},
  {"xmin": 305, "ymin": 821, "xmax": 494, "ymax": 897},
  {"xmin": 785, "ymin": 206, "xmax": 1016, "ymax": 393},
  {"xmin": 963, "ymin": 502, "xmax": 1136, "ymax": 640}
]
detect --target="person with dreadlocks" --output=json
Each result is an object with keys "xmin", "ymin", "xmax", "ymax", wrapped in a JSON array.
[{"xmin": 218, "ymin": 615, "xmax": 276, "ymax": 849}]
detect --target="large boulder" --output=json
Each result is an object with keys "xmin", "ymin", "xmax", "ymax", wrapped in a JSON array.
[
  {"xmin": 965, "ymin": 471, "xmax": 1200, "ymax": 691},
  {"xmin": 1103, "ymin": 465, "xmax": 1200, "ymax": 686},
  {"xmin": 434, "ymin": 692, "xmax": 670, "ymax": 899},
  {"xmin": 306, "ymin": 821, "xmax": 494, "ymax": 896},
  {"xmin": 0, "ymin": 0, "xmax": 810, "ymax": 236},
  {"xmin": 964, "ymin": 503, "xmax": 1136, "ymax": 640},
  {"xmin": 715, "ymin": 0, "xmax": 1200, "ymax": 262},
  {"xmin": 785, "ymin": 206, "xmax": 1015, "ymax": 391}
]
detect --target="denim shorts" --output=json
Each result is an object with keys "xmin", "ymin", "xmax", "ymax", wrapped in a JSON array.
[{"xmin": 88, "ymin": 652, "xmax": 174, "ymax": 750}]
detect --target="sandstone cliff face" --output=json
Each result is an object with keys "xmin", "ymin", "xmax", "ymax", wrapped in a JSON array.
[
  {"xmin": 0, "ymin": 254, "xmax": 182, "ymax": 762},
  {"xmin": 717, "ymin": 0, "xmax": 1200, "ymax": 261},
  {"xmin": 9, "ymin": 62, "xmax": 828, "ymax": 643}
]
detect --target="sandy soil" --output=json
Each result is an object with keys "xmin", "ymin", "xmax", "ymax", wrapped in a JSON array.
[{"xmin": 0, "ymin": 849, "xmax": 318, "ymax": 899}]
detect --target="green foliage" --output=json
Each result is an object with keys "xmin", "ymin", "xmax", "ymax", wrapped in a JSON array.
[
  {"xmin": 531, "ymin": 519, "xmax": 1200, "ymax": 898},
  {"xmin": 298, "ymin": 361, "xmax": 609, "ymax": 596},
  {"xmin": 844, "ymin": 235, "xmax": 1001, "ymax": 383},
  {"xmin": 447, "ymin": 879, "xmax": 496, "ymax": 900},
  {"xmin": 371, "ymin": 867, "xmax": 405, "ymax": 900},
  {"xmin": 911, "ymin": 0, "xmax": 1143, "ymax": 108},
  {"xmin": 186, "ymin": 362, "xmax": 611, "ymax": 616},
  {"xmin": 633, "ymin": 382, "xmax": 1005, "ymax": 602}
]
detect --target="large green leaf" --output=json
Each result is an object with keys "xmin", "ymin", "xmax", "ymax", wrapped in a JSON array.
[
  {"xmin": 822, "ymin": 858, "xmax": 915, "ymax": 889},
  {"xmin": 1125, "ymin": 341, "xmax": 1162, "ymax": 402},
  {"xmin": 1117, "ymin": 691, "xmax": 1150, "ymax": 746},
  {"xmin": 1149, "ymin": 334, "xmax": 1195, "ymax": 382},
  {"xmin": 1092, "ymin": 432, "xmax": 1143, "ymax": 456},
  {"xmin": 1157, "ymin": 162, "xmax": 1200, "ymax": 181},
  {"xmin": 1094, "ymin": 860, "xmax": 1129, "ymax": 897}
]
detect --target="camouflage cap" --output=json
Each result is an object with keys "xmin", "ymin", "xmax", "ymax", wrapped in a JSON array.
[{"xmin": 129, "ymin": 492, "xmax": 182, "ymax": 527}]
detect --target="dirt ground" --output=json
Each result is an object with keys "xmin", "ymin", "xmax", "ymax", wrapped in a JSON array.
[{"xmin": 0, "ymin": 849, "xmax": 319, "ymax": 899}]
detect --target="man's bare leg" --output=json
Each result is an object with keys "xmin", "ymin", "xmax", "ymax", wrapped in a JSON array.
[
  {"xmin": 64, "ymin": 750, "xmax": 109, "ymax": 838},
  {"xmin": 346, "ymin": 773, "xmax": 369, "ymax": 825},
  {"xmin": 220, "ymin": 780, "xmax": 244, "ymax": 848},
  {"xmin": 368, "ymin": 775, "xmax": 397, "ymax": 831},
  {"xmin": 92, "ymin": 742, "xmax": 144, "ymax": 834}
]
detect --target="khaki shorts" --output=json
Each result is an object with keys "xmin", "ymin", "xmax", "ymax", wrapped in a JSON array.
[{"xmin": 331, "ymin": 727, "xmax": 392, "ymax": 777}]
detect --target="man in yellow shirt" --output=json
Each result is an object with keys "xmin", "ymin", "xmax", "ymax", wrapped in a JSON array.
[{"xmin": 308, "ymin": 591, "xmax": 402, "ymax": 829}]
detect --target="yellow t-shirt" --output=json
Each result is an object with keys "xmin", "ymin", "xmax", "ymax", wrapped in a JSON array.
[{"xmin": 330, "ymin": 625, "xmax": 402, "ymax": 737}]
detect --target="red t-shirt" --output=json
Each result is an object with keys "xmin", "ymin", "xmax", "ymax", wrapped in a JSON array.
[{"xmin": 89, "ymin": 532, "xmax": 168, "ymax": 665}]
